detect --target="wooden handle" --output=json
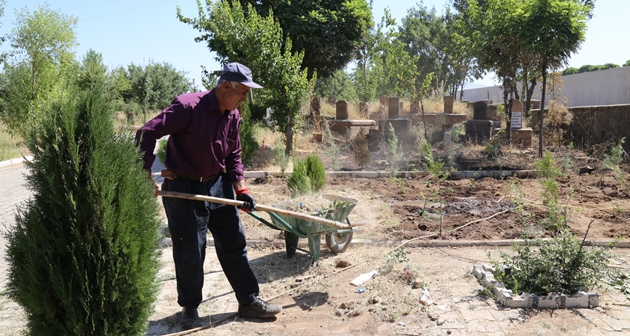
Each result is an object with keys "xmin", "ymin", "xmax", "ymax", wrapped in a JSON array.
[{"xmin": 157, "ymin": 190, "xmax": 353, "ymax": 230}]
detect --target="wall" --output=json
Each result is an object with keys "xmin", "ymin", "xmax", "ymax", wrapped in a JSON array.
[
  {"xmin": 531, "ymin": 104, "xmax": 630, "ymax": 152},
  {"xmin": 462, "ymin": 67, "xmax": 630, "ymax": 107}
]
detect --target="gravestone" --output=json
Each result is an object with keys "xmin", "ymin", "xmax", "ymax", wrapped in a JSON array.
[
  {"xmin": 379, "ymin": 96, "xmax": 389, "ymax": 106},
  {"xmin": 411, "ymin": 100, "xmax": 420, "ymax": 114},
  {"xmin": 511, "ymin": 100, "xmax": 523, "ymax": 129},
  {"xmin": 444, "ymin": 95, "xmax": 454, "ymax": 114},
  {"xmin": 473, "ymin": 101, "xmax": 489, "ymax": 119},
  {"xmin": 388, "ymin": 97, "xmax": 400, "ymax": 118},
  {"xmin": 336, "ymin": 100, "xmax": 349, "ymax": 120}
]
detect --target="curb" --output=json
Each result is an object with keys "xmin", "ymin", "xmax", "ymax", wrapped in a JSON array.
[
  {"xmin": 244, "ymin": 170, "xmax": 538, "ymax": 180},
  {"xmin": 160, "ymin": 237, "xmax": 629, "ymax": 249},
  {"xmin": 0, "ymin": 156, "xmax": 32, "ymax": 169}
]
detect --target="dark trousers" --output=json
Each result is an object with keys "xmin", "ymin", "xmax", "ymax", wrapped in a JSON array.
[{"xmin": 162, "ymin": 174, "xmax": 259, "ymax": 308}]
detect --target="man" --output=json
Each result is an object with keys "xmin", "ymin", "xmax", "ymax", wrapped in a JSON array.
[{"xmin": 136, "ymin": 62, "xmax": 282, "ymax": 330}]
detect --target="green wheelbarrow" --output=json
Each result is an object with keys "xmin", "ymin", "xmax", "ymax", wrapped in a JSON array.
[
  {"xmin": 247, "ymin": 195, "xmax": 359, "ymax": 262},
  {"xmin": 157, "ymin": 191, "xmax": 360, "ymax": 263}
]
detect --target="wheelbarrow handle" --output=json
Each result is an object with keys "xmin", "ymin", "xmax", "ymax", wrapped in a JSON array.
[{"xmin": 157, "ymin": 190, "xmax": 353, "ymax": 230}]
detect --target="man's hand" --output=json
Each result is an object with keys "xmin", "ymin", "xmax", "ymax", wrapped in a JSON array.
[
  {"xmin": 148, "ymin": 171, "xmax": 158, "ymax": 197},
  {"xmin": 235, "ymin": 188, "xmax": 256, "ymax": 212}
]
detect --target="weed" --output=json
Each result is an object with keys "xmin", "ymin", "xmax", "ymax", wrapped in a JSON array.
[
  {"xmin": 386, "ymin": 123, "xmax": 404, "ymax": 177},
  {"xmin": 273, "ymin": 139, "xmax": 290, "ymax": 173},
  {"xmin": 324, "ymin": 128, "xmax": 340, "ymax": 170},
  {"xmin": 389, "ymin": 177, "xmax": 406, "ymax": 193},
  {"xmin": 536, "ymin": 151, "xmax": 568, "ymax": 231},
  {"xmin": 382, "ymin": 246, "xmax": 409, "ymax": 274},
  {"xmin": 559, "ymin": 142, "xmax": 576, "ymax": 174},
  {"xmin": 601, "ymin": 137, "xmax": 628, "ymax": 190},
  {"xmin": 352, "ymin": 127, "xmax": 370, "ymax": 169}
]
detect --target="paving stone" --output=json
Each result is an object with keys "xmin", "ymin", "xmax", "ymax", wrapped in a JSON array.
[
  {"xmin": 460, "ymin": 308, "xmax": 495, "ymax": 323},
  {"xmin": 465, "ymin": 319, "xmax": 487, "ymax": 332}
]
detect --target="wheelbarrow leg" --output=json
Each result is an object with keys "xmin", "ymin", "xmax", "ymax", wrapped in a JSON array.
[
  {"xmin": 284, "ymin": 231, "xmax": 300, "ymax": 258},
  {"xmin": 307, "ymin": 234, "xmax": 321, "ymax": 263}
]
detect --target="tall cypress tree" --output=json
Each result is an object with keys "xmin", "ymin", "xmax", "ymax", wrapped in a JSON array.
[{"xmin": 5, "ymin": 80, "xmax": 161, "ymax": 335}]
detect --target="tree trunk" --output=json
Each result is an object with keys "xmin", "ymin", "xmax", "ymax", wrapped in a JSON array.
[
  {"xmin": 538, "ymin": 62, "xmax": 548, "ymax": 158},
  {"xmin": 284, "ymin": 113, "xmax": 293, "ymax": 156}
]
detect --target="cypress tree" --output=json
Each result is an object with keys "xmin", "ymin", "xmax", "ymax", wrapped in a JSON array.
[{"xmin": 5, "ymin": 81, "xmax": 161, "ymax": 335}]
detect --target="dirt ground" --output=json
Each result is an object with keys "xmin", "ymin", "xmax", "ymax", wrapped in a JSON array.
[
  {"xmin": 140, "ymin": 144, "xmax": 630, "ymax": 336},
  {"xmin": 3, "ymin": 134, "xmax": 630, "ymax": 335}
]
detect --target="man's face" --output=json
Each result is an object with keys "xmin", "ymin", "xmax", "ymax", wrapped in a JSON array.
[{"xmin": 220, "ymin": 82, "xmax": 250, "ymax": 111}]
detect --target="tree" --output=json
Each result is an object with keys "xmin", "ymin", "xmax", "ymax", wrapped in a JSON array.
[
  {"xmin": 235, "ymin": 0, "xmax": 373, "ymax": 79},
  {"xmin": 519, "ymin": 0, "xmax": 590, "ymax": 157},
  {"xmin": 119, "ymin": 61, "xmax": 195, "ymax": 123},
  {"xmin": 179, "ymin": 0, "xmax": 314, "ymax": 155},
  {"xmin": 624, "ymin": 60, "xmax": 630, "ymax": 67},
  {"xmin": 5, "ymin": 79, "xmax": 161, "ymax": 335},
  {"xmin": 353, "ymin": 9, "xmax": 419, "ymax": 102},
  {"xmin": 314, "ymin": 69, "xmax": 358, "ymax": 103},
  {"xmin": 0, "ymin": 4, "xmax": 77, "ymax": 136}
]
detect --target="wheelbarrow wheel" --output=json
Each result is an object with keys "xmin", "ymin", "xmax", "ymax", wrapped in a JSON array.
[{"xmin": 325, "ymin": 231, "xmax": 353, "ymax": 253}]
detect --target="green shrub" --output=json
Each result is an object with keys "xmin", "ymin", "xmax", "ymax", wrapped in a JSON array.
[
  {"xmin": 156, "ymin": 138, "xmax": 167, "ymax": 165},
  {"xmin": 536, "ymin": 151, "xmax": 566, "ymax": 230},
  {"xmin": 237, "ymin": 103, "xmax": 260, "ymax": 166},
  {"xmin": 287, "ymin": 154, "xmax": 327, "ymax": 197},
  {"xmin": 305, "ymin": 154, "xmax": 326, "ymax": 192},
  {"xmin": 492, "ymin": 229, "xmax": 612, "ymax": 296},
  {"xmin": 287, "ymin": 157, "xmax": 312, "ymax": 197},
  {"xmin": 5, "ymin": 82, "xmax": 161, "ymax": 335}
]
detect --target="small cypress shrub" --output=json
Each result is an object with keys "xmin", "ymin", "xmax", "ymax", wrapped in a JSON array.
[
  {"xmin": 305, "ymin": 154, "xmax": 326, "ymax": 192},
  {"xmin": 5, "ymin": 82, "xmax": 162, "ymax": 335},
  {"xmin": 287, "ymin": 157, "xmax": 311, "ymax": 197},
  {"xmin": 157, "ymin": 138, "xmax": 167, "ymax": 165}
]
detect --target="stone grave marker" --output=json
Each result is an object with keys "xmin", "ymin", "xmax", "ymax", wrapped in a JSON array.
[
  {"xmin": 336, "ymin": 100, "xmax": 349, "ymax": 120},
  {"xmin": 388, "ymin": 97, "xmax": 400, "ymax": 118}
]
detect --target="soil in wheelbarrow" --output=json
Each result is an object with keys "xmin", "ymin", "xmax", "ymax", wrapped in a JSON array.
[{"xmin": 242, "ymin": 169, "xmax": 630, "ymax": 245}]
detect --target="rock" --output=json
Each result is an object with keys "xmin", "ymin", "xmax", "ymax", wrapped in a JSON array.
[
  {"xmin": 579, "ymin": 166, "xmax": 596, "ymax": 175},
  {"xmin": 336, "ymin": 259, "xmax": 351, "ymax": 268},
  {"xmin": 437, "ymin": 317, "xmax": 446, "ymax": 325}
]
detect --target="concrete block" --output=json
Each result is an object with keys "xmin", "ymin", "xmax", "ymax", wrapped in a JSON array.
[
  {"xmin": 472, "ymin": 265, "xmax": 484, "ymax": 279},
  {"xmin": 564, "ymin": 291, "xmax": 589, "ymax": 308},
  {"xmin": 473, "ymin": 265, "xmax": 599, "ymax": 309},
  {"xmin": 535, "ymin": 295, "xmax": 560, "ymax": 309}
]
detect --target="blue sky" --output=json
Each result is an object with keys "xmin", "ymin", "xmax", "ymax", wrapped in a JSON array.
[{"xmin": 0, "ymin": 0, "xmax": 628, "ymax": 89}]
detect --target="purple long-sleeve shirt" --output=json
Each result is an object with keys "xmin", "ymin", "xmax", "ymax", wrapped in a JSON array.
[{"xmin": 135, "ymin": 89, "xmax": 244, "ymax": 182}]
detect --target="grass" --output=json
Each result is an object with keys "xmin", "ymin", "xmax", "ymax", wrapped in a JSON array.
[{"xmin": 0, "ymin": 124, "xmax": 29, "ymax": 162}]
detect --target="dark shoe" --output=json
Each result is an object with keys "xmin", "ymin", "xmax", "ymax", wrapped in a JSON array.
[
  {"xmin": 238, "ymin": 297, "xmax": 282, "ymax": 318},
  {"xmin": 181, "ymin": 307, "xmax": 200, "ymax": 330}
]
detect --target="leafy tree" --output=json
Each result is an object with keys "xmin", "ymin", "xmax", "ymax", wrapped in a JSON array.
[
  {"xmin": 314, "ymin": 69, "xmax": 358, "ymax": 103},
  {"xmin": 5, "ymin": 79, "xmax": 161, "ymax": 335},
  {"xmin": 518, "ymin": 0, "xmax": 591, "ymax": 157},
  {"xmin": 179, "ymin": 0, "xmax": 314, "ymax": 155},
  {"xmin": 0, "ymin": 4, "xmax": 77, "ymax": 137},
  {"xmin": 398, "ymin": 4, "xmax": 451, "ymax": 94},
  {"xmin": 235, "ymin": 0, "xmax": 373, "ymax": 79},
  {"xmin": 624, "ymin": 60, "xmax": 630, "ymax": 67},
  {"xmin": 353, "ymin": 9, "xmax": 419, "ymax": 101},
  {"xmin": 119, "ymin": 61, "xmax": 195, "ymax": 123}
]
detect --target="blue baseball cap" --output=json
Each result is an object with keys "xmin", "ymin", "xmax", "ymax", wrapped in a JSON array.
[{"xmin": 219, "ymin": 62, "xmax": 263, "ymax": 89}]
